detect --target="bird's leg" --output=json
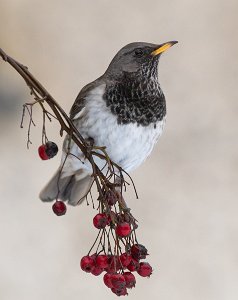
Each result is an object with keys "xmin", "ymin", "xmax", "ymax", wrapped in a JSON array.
[
  {"xmin": 84, "ymin": 136, "xmax": 94, "ymax": 156},
  {"xmin": 85, "ymin": 137, "xmax": 94, "ymax": 147}
]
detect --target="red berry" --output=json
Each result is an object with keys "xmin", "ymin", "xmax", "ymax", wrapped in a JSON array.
[
  {"xmin": 115, "ymin": 222, "xmax": 131, "ymax": 237},
  {"xmin": 137, "ymin": 262, "xmax": 153, "ymax": 277},
  {"xmin": 95, "ymin": 255, "xmax": 109, "ymax": 269},
  {"xmin": 123, "ymin": 272, "xmax": 136, "ymax": 289},
  {"xmin": 103, "ymin": 273, "xmax": 113, "ymax": 288},
  {"xmin": 80, "ymin": 256, "xmax": 95, "ymax": 273},
  {"xmin": 91, "ymin": 266, "xmax": 103, "ymax": 276},
  {"xmin": 38, "ymin": 145, "xmax": 49, "ymax": 160},
  {"xmin": 119, "ymin": 253, "xmax": 132, "ymax": 268},
  {"xmin": 127, "ymin": 258, "xmax": 140, "ymax": 272},
  {"xmin": 38, "ymin": 142, "xmax": 58, "ymax": 160},
  {"xmin": 90, "ymin": 253, "xmax": 97, "ymax": 261},
  {"xmin": 131, "ymin": 244, "xmax": 148, "ymax": 260},
  {"xmin": 52, "ymin": 201, "xmax": 67, "ymax": 216},
  {"xmin": 110, "ymin": 273, "xmax": 126, "ymax": 289},
  {"xmin": 111, "ymin": 287, "xmax": 128, "ymax": 296},
  {"xmin": 93, "ymin": 213, "xmax": 108, "ymax": 229}
]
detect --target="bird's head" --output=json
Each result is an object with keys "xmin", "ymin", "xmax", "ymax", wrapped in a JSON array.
[{"xmin": 105, "ymin": 41, "xmax": 178, "ymax": 80}]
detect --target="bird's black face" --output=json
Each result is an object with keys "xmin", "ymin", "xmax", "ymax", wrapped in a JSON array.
[{"xmin": 105, "ymin": 41, "xmax": 177, "ymax": 80}]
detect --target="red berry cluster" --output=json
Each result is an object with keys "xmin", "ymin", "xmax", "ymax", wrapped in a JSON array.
[
  {"xmin": 80, "ymin": 243, "xmax": 152, "ymax": 296},
  {"xmin": 79, "ymin": 190, "xmax": 153, "ymax": 297},
  {"xmin": 39, "ymin": 143, "xmax": 154, "ymax": 295}
]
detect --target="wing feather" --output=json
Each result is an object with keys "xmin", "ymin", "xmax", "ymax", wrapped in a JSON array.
[{"xmin": 70, "ymin": 77, "xmax": 104, "ymax": 120}]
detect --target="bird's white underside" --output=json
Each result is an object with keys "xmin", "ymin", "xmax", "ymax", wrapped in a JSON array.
[{"xmin": 61, "ymin": 84, "xmax": 166, "ymax": 178}]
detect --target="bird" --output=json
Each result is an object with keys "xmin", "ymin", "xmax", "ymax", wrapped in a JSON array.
[{"xmin": 39, "ymin": 41, "xmax": 177, "ymax": 206}]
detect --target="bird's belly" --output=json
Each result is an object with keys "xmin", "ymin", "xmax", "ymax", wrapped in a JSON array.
[
  {"xmin": 93, "ymin": 120, "xmax": 164, "ymax": 172},
  {"xmin": 78, "ymin": 100, "xmax": 165, "ymax": 172}
]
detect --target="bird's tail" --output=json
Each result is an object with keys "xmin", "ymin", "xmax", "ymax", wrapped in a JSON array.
[{"xmin": 39, "ymin": 169, "xmax": 94, "ymax": 206}]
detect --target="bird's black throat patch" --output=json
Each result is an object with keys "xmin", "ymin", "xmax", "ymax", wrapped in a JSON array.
[{"xmin": 104, "ymin": 75, "xmax": 166, "ymax": 126}]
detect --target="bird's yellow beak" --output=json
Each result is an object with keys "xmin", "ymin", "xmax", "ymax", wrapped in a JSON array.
[{"xmin": 151, "ymin": 41, "xmax": 178, "ymax": 56}]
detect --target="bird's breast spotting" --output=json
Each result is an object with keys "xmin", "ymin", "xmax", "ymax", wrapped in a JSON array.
[
  {"xmin": 69, "ymin": 85, "xmax": 166, "ymax": 173},
  {"xmin": 104, "ymin": 77, "xmax": 166, "ymax": 126}
]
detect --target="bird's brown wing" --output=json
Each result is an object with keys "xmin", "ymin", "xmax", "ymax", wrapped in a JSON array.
[{"xmin": 69, "ymin": 78, "xmax": 104, "ymax": 120}]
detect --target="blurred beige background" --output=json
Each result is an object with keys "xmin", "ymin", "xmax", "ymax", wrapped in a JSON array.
[{"xmin": 0, "ymin": 1, "xmax": 237, "ymax": 299}]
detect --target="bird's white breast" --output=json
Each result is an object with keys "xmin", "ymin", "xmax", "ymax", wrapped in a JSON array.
[{"xmin": 63, "ymin": 84, "xmax": 165, "ymax": 176}]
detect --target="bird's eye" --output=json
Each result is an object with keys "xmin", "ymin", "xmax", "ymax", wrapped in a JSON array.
[{"xmin": 134, "ymin": 48, "xmax": 144, "ymax": 58}]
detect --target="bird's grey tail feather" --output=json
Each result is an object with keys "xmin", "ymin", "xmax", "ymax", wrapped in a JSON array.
[
  {"xmin": 67, "ymin": 175, "xmax": 94, "ymax": 205},
  {"xmin": 39, "ymin": 169, "xmax": 93, "ymax": 206}
]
